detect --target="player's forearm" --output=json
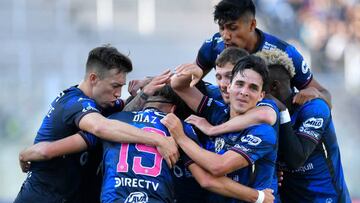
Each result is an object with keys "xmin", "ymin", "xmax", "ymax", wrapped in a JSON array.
[
  {"xmin": 189, "ymin": 164, "xmax": 258, "ymax": 202},
  {"xmin": 176, "ymin": 134, "xmax": 224, "ymax": 175},
  {"xmin": 96, "ymin": 118, "xmax": 162, "ymax": 147},
  {"xmin": 170, "ymin": 73, "xmax": 192, "ymax": 91},
  {"xmin": 210, "ymin": 107, "xmax": 276, "ymax": 136},
  {"xmin": 20, "ymin": 142, "xmax": 53, "ymax": 162},
  {"xmin": 123, "ymin": 91, "xmax": 147, "ymax": 111}
]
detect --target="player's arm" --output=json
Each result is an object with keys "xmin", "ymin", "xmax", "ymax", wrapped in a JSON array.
[
  {"xmin": 19, "ymin": 133, "xmax": 89, "ymax": 172},
  {"xmin": 288, "ymin": 45, "xmax": 332, "ymax": 107},
  {"xmin": 79, "ymin": 112, "xmax": 179, "ymax": 168},
  {"xmin": 186, "ymin": 105, "xmax": 276, "ymax": 136},
  {"xmin": 170, "ymin": 64, "xmax": 205, "ymax": 112},
  {"xmin": 278, "ymin": 121, "xmax": 317, "ymax": 169},
  {"xmin": 279, "ymin": 101, "xmax": 329, "ymax": 169},
  {"xmin": 161, "ymin": 113, "xmax": 249, "ymax": 176},
  {"xmin": 123, "ymin": 70, "xmax": 171, "ymax": 111},
  {"xmin": 189, "ymin": 163, "xmax": 274, "ymax": 203},
  {"xmin": 294, "ymin": 78, "xmax": 332, "ymax": 108}
]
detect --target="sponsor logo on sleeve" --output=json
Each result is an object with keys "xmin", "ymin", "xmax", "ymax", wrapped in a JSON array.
[
  {"xmin": 125, "ymin": 192, "xmax": 149, "ymax": 203},
  {"xmin": 233, "ymin": 144, "xmax": 251, "ymax": 152},
  {"xmin": 82, "ymin": 102, "xmax": 100, "ymax": 113},
  {"xmin": 301, "ymin": 60, "xmax": 310, "ymax": 74},
  {"xmin": 240, "ymin": 135, "xmax": 262, "ymax": 146},
  {"xmin": 303, "ymin": 117, "xmax": 323, "ymax": 129}
]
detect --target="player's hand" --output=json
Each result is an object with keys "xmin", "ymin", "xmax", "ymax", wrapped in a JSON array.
[
  {"xmin": 19, "ymin": 153, "xmax": 31, "ymax": 173},
  {"xmin": 185, "ymin": 115, "xmax": 215, "ymax": 136},
  {"xmin": 143, "ymin": 70, "xmax": 172, "ymax": 96},
  {"xmin": 293, "ymin": 86, "xmax": 321, "ymax": 105},
  {"xmin": 262, "ymin": 189, "xmax": 275, "ymax": 203},
  {"xmin": 128, "ymin": 77, "xmax": 153, "ymax": 96},
  {"xmin": 160, "ymin": 113, "xmax": 184, "ymax": 140},
  {"xmin": 174, "ymin": 64, "xmax": 203, "ymax": 87},
  {"xmin": 156, "ymin": 136, "xmax": 179, "ymax": 169}
]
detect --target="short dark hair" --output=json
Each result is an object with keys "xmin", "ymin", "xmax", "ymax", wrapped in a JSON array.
[
  {"xmin": 231, "ymin": 55, "xmax": 268, "ymax": 91},
  {"xmin": 149, "ymin": 85, "xmax": 183, "ymax": 107},
  {"xmin": 214, "ymin": 0, "xmax": 256, "ymax": 25},
  {"xmin": 86, "ymin": 45, "xmax": 133, "ymax": 79},
  {"xmin": 216, "ymin": 47, "xmax": 249, "ymax": 67}
]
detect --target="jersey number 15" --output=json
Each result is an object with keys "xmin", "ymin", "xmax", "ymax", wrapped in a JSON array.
[{"xmin": 116, "ymin": 127, "xmax": 165, "ymax": 177}]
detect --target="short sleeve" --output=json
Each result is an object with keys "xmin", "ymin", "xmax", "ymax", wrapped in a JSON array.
[
  {"xmin": 196, "ymin": 33, "xmax": 224, "ymax": 72},
  {"xmin": 295, "ymin": 99, "xmax": 330, "ymax": 144},
  {"xmin": 230, "ymin": 125, "xmax": 277, "ymax": 165},
  {"xmin": 196, "ymin": 96, "xmax": 229, "ymax": 125},
  {"xmin": 63, "ymin": 97, "xmax": 100, "ymax": 127},
  {"xmin": 286, "ymin": 45, "xmax": 313, "ymax": 89},
  {"xmin": 181, "ymin": 123, "xmax": 201, "ymax": 167},
  {"xmin": 79, "ymin": 131, "xmax": 98, "ymax": 149}
]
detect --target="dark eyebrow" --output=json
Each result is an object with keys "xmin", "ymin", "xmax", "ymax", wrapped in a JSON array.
[{"xmin": 249, "ymin": 83, "xmax": 259, "ymax": 91}]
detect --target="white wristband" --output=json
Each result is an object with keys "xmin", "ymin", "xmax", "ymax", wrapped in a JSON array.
[
  {"xmin": 280, "ymin": 108, "xmax": 291, "ymax": 124},
  {"xmin": 255, "ymin": 190, "xmax": 265, "ymax": 203}
]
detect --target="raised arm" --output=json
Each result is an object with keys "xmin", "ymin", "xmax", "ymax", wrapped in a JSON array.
[
  {"xmin": 170, "ymin": 64, "xmax": 205, "ymax": 112},
  {"xmin": 123, "ymin": 70, "xmax": 171, "ymax": 111}
]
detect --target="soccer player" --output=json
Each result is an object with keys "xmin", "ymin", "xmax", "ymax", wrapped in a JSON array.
[
  {"xmin": 185, "ymin": 47, "xmax": 279, "ymax": 137},
  {"xmin": 256, "ymin": 49, "xmax": 351, "ymax": 203},
  {"xmin": 15, "ymin": 45, "xmax": 178, "ymax": 203},
  {"xmin": 168, "ymin": 55, "xmax": 278, "ymax": 202},
  {"xmin": 101, "ymin": 85, "xmax": 273, "ymax": 203},
  {"xmin": 196, "ymin": 0, "xmax": 331, "ymax": 107}
]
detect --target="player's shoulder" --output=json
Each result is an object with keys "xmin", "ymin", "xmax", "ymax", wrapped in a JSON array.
[
  {"xmin": 107, "ymin": 110, "xmax": 135, "ymax": 120},
  {"xmin": 260, "ymin": 29, "xmax": 298, "ymax": 54},
  {"xmin": 247, "ymin": 123, "xmax": 277, "ymax": 142},
  {"xmin": 299, "ymin": 98, "xmax": 330, "ymax": 116},
  {"xmin": 257, "ymin": 98, "xmax": 280, "ymax": 114}
]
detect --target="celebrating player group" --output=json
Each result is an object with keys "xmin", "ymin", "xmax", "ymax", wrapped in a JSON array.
[{"xmin": 15, "ymin": 0, "xmax": 350, "ymax": 203}]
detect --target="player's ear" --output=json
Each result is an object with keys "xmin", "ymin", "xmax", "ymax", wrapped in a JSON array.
[
  {"xmin": 170, "ymin": 105, "xmax": 176, "ymax": 113},
  {"xmin": 249, "ymin": 18, "xmax": 256, "ymax": 32},
  {"xmin": 89, "ymin": 73, "xmax": 99, "ymax": 85}
]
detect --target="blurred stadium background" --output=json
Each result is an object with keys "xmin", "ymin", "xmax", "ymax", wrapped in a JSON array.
[{"xmin": 0, "ymin": 0, "xmax": 359, "ymax": 202}]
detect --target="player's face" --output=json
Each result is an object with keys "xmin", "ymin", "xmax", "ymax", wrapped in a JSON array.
[
  {"xmin": 228, "ymin": 69, "xmax": 265, "ymax": 115},
  {"xmin": 215, "ymin": 62, "xmax": 234, "ymax": 104},
  {"xmin": 92, "ymin": 69, "xmax": 126, "ymax": 109},
  {"xmin": 219, "ymin": 17, "xmax": 253, "ymax": 49}
]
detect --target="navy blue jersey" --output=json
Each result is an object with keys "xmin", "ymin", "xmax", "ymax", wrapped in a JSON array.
[
  {"xmin": 279, "ymin": 99, "xmax": 350, "ymax": 203},
  {"xmin": 197, "ymin": 29, "xmax": 313, "ymax": 89},
  {"xmin": 100, "ymin": 108, "xmax": 198, "ymax": 203},
  {"xmin": 197, "ymin": 96, "xmax": 278, "ymax": 203},
  {"xmin": 26, "ymin": 86, "xmax": 102, "ymax": 201}
]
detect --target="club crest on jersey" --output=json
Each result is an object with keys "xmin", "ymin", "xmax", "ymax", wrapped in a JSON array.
[
  {"xmin": 125, "ymin": 192, "xmax": 149, "ymax": 203},
  {"xmin": 215, "ymin": 137, "xmax": 225, "ymax": 153},
  {"xmin": 303, "ymin": 117, "xmax": 323, "ymax": 129},
  {"xmin": 241, "ymin": 135, "xmax": 262, "ymax": 146}
]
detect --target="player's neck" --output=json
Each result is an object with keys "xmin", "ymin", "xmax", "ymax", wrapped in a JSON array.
[
  {"xmin": 78, "ymin": 80, "xmax": 92, "ymax": 98},
  {"xmin": 247, "ymin": 30, "xmax": 260, "ymax": 54}
]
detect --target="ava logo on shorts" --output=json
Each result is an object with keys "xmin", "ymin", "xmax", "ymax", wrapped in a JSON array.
[
  {"xmin": 303, "ymin": 117, "xmax": 323, "ymax": 129},
  {"xmin": 241, "ymin": 135, "xmax": 262, "ymax": 146},
  {"xmin": 125, "ymin": 192, "xmax": 149, "ymax": 203}
]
